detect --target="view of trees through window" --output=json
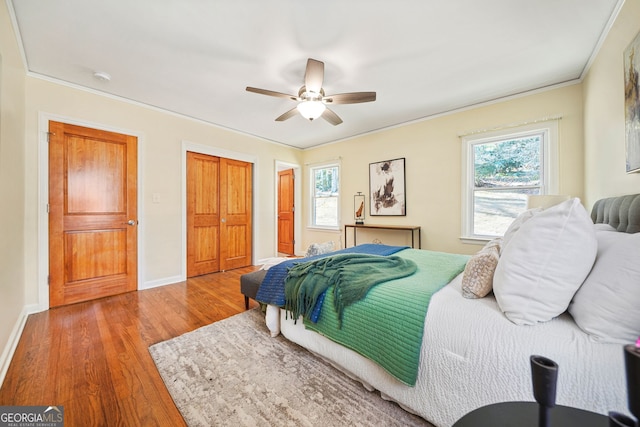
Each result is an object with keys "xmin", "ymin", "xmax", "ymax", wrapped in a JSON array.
[
  {"xmin": 312, "ymin": 165, "xmax": 339, "ymax": 227},
  {"xmin": 473, "ymin": 135, "xmax": 542, "ymax": 236}
]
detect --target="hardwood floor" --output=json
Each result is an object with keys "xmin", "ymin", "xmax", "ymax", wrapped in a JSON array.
[{"xmin": 0, "ymin": 266, "xmax": 260, "ymax": 426}]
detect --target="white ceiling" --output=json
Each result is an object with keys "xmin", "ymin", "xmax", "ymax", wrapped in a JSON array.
[{"xmin": 9, "ymin": 0, "xmax": 621, "ymax": 149}]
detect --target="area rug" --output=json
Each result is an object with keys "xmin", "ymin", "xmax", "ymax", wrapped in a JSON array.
[{"xmin": 149, "ymin": 308, "xmax": 432, "ymax": 427}]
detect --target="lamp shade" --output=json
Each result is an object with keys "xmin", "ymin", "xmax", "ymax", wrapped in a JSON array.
[
  {"xmin": 526, "ymin": 195, "xmax": 570, "ymax": 210},
  {"xmin": 297, "ymin": 101, "xmax": 326, "ymax": 120}
]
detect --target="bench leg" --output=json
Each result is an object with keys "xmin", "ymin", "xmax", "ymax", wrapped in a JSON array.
[{"xmin": 244, "ymin": 295, "xmax": 249, "ymax": 310}]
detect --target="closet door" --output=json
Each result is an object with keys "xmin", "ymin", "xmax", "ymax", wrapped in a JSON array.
[
  {"xmin": 186, "ymin": 152, "xmax": 220, "ymax": 277},
  {"xmin": 219, "ymin": 158, "xmax": 252, "ymax": 270}
]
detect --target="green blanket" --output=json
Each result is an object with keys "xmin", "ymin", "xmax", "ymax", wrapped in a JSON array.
[
  {"xmin": 284, "ymin": 253, "xmax": 417, "ymax": 325},
  {"xmin": 304, "ymin": 249, "xmax": 469, "ymax": 386}
]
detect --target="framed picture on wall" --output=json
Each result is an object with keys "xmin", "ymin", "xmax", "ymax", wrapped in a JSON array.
[
  {"xmin": 624, "ymin": 29, "xmax": 640, "ymax": 173},
  {"xmin": 369, "ymin": 158, "xmax": 406, "ymax": 216}
]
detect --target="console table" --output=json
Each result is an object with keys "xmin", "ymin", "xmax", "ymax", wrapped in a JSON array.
[{"xmin": 344, "ymin": 224, "xmax": 421, "ymax": 249}]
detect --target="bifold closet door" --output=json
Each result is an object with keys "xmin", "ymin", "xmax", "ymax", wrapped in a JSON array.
[
  {"xmin": 219, "ymin": 158, "xmax": 252, "ymax": 270},
  {"xmin": 187, "ymin": 152, "xmax": 220, "ymax": 277},
  {"xmin": 187, "ymin": 152, "xmax": 252, "ymax": 277}
]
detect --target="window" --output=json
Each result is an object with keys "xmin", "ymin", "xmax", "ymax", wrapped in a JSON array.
[
  {"xmin": 461, "ymin": 122, "xmax": 558, "ymax": 241},
  {"xmin": 310, "ymin": 163, "xmax": 340, "ymax": 229}
]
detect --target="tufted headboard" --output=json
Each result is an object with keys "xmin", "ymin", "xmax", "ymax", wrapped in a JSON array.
[{"xmin": 590, "ymin": 193, "xmax": 640, "ymax": 233}]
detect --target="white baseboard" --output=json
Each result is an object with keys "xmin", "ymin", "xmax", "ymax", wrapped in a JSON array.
[
  {"xmin": 0, "ymin": 304, "xmax": 39, "ymax": 388},
  {"xmin": 140, "ymin": 275, "xmax": 183, "ymax": 290}
]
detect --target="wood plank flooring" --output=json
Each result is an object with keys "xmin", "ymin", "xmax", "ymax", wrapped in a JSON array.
[{"xmin": 0, "ymin": 266, "xmax": 260, "ymax": 426}]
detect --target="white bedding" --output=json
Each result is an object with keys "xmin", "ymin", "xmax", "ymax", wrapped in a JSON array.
[{"xmin": 267, "ymin": 273, "xmax": 628, "ymax": 427}]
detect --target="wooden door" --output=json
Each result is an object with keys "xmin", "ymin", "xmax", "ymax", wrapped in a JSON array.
[
  {"xmin": 219, "ymin": 158, "xmax": 252, "ymax": 270},
  {"xmin": 186, "ymin": 152, "xmax": 220, "ymax": 277},
  {"xmin": 277, "ymin": 169, "xmax": 295, "ymax": 255},
  {"xmin": 49, "ymin": 121, "xmax": 137, "ymax": 307}
]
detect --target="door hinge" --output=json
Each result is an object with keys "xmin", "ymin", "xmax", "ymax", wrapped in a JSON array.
[
  {"xmin": 292, "ymin": 206, "xmax": 295, "ymax": 212},
  {"xmin": 46, "ymin": 132, "xmax": 54, "ymax": 143},
  {"xmin": 47, "ymin": 275, "xmax": 51, "ymax": 285},
  {"xmin": 46, "ymin": 203, "xmax": 50, "ymax": 213}
]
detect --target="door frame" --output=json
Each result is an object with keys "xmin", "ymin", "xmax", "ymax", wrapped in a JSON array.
[
  {"xmin": 275, "ymin": 161, "xmax": 301, "ymax": 256},
  {"xmin": 37, "ymin": 112, "xmax": 145, "ymax": 312},
  {"xmin": 181, "ymin": 140, "xmax": 257, "ymax": 280}
]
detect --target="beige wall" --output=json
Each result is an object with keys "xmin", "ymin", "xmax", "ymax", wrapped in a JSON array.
[
  {"xmin": 21, "ymin": 78, "xmax": 301, "ymax": 305},
  {"xmin": 301, "ymin": 84, "xmax": 585, "ymax": 255},
  {"xmin": 0, "ymin": 0, "xmax": 27, "ymax": 375},
  {"xmin": 583, "ymin": 0, "xmax": 640, "ymax": 204}
]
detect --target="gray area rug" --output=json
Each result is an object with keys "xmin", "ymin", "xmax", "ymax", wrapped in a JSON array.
[{"xmin": 149, "ymin": 308, "xmax": 432, "ymax": 427}]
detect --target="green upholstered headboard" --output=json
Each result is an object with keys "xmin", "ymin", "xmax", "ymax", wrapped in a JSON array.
[{"xmin": 590, "ymin": 193, "xmax": 640, "ymax": 233}]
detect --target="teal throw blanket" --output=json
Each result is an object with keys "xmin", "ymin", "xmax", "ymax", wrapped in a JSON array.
[
  {"xmin": 304, "ymin": 249, "xmax": 470, "ymax": 386},
  {"xmin": 284, "ymin": 253, "xmax": 417, "ymax": 325}
]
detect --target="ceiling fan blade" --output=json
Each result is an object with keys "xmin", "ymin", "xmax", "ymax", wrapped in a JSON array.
[
  {"xmin": 275, "ymin": 107, "xmax": 299, "ymax": 122},
  {"xmin": 323, "ymin": 92, "xmax": 376, "ymax": 104},
  {"xmin": 246, "ymin": 86, "xmax": 297, "ymax": 101},
  {"xmin": 321, "ymin": 108, "xmax": 343, "ymax": 126},
  {"xmin": 304, "ymin": 59, "xmax": 324, "ymax": 94}
]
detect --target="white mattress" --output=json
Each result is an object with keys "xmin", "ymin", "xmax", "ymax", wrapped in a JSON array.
[{"xmin": 269, "ymin": 274, "xmax": 628, "ymax": 427}]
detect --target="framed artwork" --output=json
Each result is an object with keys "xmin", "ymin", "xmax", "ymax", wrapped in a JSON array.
[
  {"xmin": 624, "ymin": 29, "xmax": 640, "ymax": 173},
  {"xmin": 369, "ymin": 158, "xmax": 406, "ymax": 216}
]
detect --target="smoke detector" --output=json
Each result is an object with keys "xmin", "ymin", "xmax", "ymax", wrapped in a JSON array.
[{"xmin": 93, "ymin": 71, "xmax": 111, "ymax": 82}]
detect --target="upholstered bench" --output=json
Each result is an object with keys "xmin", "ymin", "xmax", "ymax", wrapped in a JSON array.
[{"xmin": 240, "ymin": 269, "xmax": 267, "ymax": 309}]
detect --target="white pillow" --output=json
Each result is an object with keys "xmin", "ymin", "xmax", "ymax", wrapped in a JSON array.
[
  {"xmin": 569, "ymin": 230, "xmax": 640, "ymax": 343},
  {"xmin": 493, "ymin": 198, "xmax": 597, "ymax": 325},
  {"xmin": 259, "ymin": 257, "xmax": 290, "ymax": 270},
  {"xmin": 501, "ymin": 207, "xmax": 542, "ymax": 251},
  {"xmin": 593, "ymin": 223, "xmax": 617, "ymax": 232}
]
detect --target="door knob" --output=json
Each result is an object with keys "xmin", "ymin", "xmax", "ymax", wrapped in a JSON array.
[{"xmin": 127, "ymin": 220, "xmax": 137, "ymax": 226}]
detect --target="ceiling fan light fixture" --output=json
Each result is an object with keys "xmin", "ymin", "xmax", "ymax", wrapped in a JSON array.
[
  {"xmin": 246, "ymin": 58, "xmax": 375, "ymax": 125},
  {"xmin": 297, "ymin": 100, "xmax": 326, "ymax": 120}
]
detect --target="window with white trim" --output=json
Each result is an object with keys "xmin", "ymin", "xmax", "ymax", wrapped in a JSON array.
[
  {"xmin": 310, "ymin": 162, "xmax": 340, "ymax": 229},
  {"xmin": 461, "ymin": 122, "xmax": 558, "ymax": 241}
]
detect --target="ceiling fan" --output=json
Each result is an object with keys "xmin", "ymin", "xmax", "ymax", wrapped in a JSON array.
[{"xmin": 246, "ymin": 58, "xmax": 376, "ymax": 125}]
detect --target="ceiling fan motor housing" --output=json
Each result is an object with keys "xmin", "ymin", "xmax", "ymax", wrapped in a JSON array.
[{"xmin": 298, "ymin": 86, "xmax": 324, "ymax": 102}]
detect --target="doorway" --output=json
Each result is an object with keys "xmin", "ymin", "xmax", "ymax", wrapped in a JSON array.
[
  {"xmin": 275, "ymin": 162, "xmax": 301, "ymax": 256},
  {"xmin": 48, "ymin": 121, "xmax": 138, "ymax": 307},
  {"xmin": 277, "ymin": 168, "xmax": 295, "ymax": 255}
]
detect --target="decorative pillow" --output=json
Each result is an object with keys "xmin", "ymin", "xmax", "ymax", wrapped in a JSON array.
[
  {"xmin": 568, "ymin": 230, "xmax": 640, "ymax": 343},
  {"xmin": 305, "ymin": 241, "xmax": 335, "ymax": 257},
  {"xmin": 493, "ymin": 198, "xmax": 597, "ymax": 325},
  {"xmin": 461, "ymin": 238, "xmax": 502, "ymax": 299}
]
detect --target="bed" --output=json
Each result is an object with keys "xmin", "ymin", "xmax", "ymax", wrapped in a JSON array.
[{"xmin": 257, "ymin": 194, "xmax": 639, "ymax": 427}]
